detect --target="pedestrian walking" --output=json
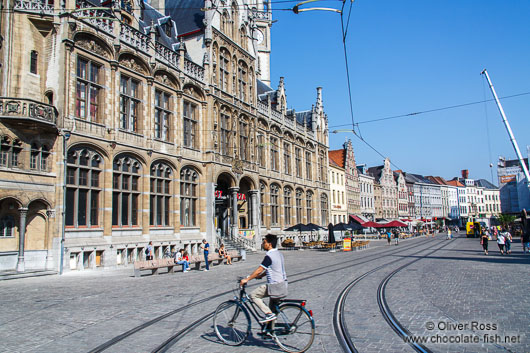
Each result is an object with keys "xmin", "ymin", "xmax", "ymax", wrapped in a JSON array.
[
  {"xmin": 522, "ymin": 209, "xmax": 530, "ymax": 254},
  {"xmin": 481, "ymin": 232, "xmax": 489, "ymax": 255},
  {"xmin": 497, "ymin": 230, "xmax": 506, "ymax": 255},
  {"xmin": 504, "ymin": 229, "xmax": 512, "ymax": 255},
  {"xmin": 146, "ymin": 241, "xmax": 154, "ymax": 260},
  {"xmin": 200, "ymin": 239, "xmax": 210, "ymax": 271},
  {"xmin": 386, "ymin": 231, "xmax": 392, "ymax": 245},
  {"xmin": 394, "ymin": 230, "xmax": 399, "ymax": 245},
  {"xmin": 447, "ymin": 228, "xmax": 452, "ymax": 240}
]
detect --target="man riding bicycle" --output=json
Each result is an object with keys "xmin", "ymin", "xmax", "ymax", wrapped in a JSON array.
[{"xmin": 240, "ymin": 233, "xmax": 288, "ymax": 323}]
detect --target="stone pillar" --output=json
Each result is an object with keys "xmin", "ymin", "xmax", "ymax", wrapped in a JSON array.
[
  {"xmin": 249, "ymin": 190, "xmax": 260, "ymax": 249},
  {"xmin": 230, "ymin": 187, "xmax": 239, "ymax": 238},
  {"xmin": 16, "ymin": 208, "xmax": 28, "ymax": 272}
]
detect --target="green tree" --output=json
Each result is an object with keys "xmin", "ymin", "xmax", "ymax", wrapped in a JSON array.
[{"xmin": 497, "ymin": 213, "xmax": 516, "ymax": 228}]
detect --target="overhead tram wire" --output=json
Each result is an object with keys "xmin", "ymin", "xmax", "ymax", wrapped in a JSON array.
[{"xmin": 329, "ymin": 91, "xmax": 530, "ymax": 130}]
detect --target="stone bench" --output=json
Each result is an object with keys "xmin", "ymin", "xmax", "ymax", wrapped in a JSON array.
[
  {"xmin": 134, "ymin": 251, "xmax": 244, "ymax": 276},
  {"xmin": 133, "ymin": 258, "xmax": 177, "ymax": 277}
]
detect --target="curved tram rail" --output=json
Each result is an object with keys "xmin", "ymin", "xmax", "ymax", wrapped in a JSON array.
[
  {"xmin": 334, "ymin": 238, "xmax": 452, "ymax": 353},
  {"xmin": 88, "ymin": 237, "xmax": 437, "ymax": 353}
]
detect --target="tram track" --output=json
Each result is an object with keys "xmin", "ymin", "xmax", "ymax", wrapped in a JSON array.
[
  {"xmin": 334, "ymin": 238, "xmax": 452, "ymax": 353},
  {"xmin": 87, "ymin": 236, "xmax": 436, "ymax": 353}
]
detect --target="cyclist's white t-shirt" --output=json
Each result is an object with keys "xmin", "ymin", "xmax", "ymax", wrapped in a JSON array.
[{"xmin": 260, "ymin": 248, "xmax": 287, "ymax": 284}]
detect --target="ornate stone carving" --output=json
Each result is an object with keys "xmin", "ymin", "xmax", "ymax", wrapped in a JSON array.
[
  {"xmin": 76, "ymin": 39, "xmax": 109, "ymax": 59},
  {"xmin": 154, "ymin": 73, "xmax": 176, "ymax": 89},
  {"xmin": 232, "ymin": 157, "xmax": 243, "ymax": 175},
  {"xmin": 120, "ymin": 58, "xmax": 146, "ymax": 74}
]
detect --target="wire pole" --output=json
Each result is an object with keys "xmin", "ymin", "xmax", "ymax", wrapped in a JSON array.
[{"xmin": 481, "ymin": 69, "xmax": 530, "ymax": 188}]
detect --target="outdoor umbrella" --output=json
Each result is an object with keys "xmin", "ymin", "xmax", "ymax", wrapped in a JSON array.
[
  {"xmin": 305, "ymin": 223, "xmax": 323, "ymax": 241},
  {"xmin": 328, "ymin": 223, "xmax": 335, "ymax": 243},
  {"xmin": 284, "ymin": 223, "xmax": 311, "ymax": 242},
  {"xmin": 385, "ymin": 220, "xmax": 408, "ymax": 228}
]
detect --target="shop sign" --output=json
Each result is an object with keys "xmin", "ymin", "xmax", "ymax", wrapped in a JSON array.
[
  {"xmin": 343, "ymin": 238, "xmax": 352, "ymax": 252},
  {"xmin": 215, "ymin": 190, "xmax": 246, "ymax": 201}
]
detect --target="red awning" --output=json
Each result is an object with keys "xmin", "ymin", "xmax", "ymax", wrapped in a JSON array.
[
  {"xmin": 363, "ymin": 221, "xmax": 385, "ymax": 228},
  {"xmin": 385, "ymin": 220, "xmax": 408, "ymax": 227},
  {"xmin": 350, "ymin": 215, "xmax": 367, "ymax": 225}
]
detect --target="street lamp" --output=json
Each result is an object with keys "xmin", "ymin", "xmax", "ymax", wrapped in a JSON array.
[{"xmin": 292, "ymin": 0, "xmax": 343, "ymax": 14}]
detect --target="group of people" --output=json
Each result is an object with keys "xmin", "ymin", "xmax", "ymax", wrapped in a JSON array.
[
  {"xmin": 481, "ymin": 228, "xmax": 513, "ymax": 255},
  {"xmin": 386, "ymin": 230, "xmax": 401, "ymax": 245},
  {"xmin": 480, "ymin": 209, "xmax": 530, "ymax": 255}
]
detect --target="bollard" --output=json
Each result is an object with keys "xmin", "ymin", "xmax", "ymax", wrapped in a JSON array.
[{"xmin": 240, "ymin": 249, "xmax": 246, "ymax": 261}]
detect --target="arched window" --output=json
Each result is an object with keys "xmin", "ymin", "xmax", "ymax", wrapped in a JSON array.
[
  {"xmin": 0, "ymin": 137, "xmax": 22, "ymax": 168},
  {"xmin": 180, "ymin": 167, "xmax": 198, "ymax": 226},
  {"xmin": 284, "ymin": 187, "xmax": 292, "ymax": 226},
  {"xmin": 112, "ymin": 155, "xmax": 141, "ymax": 226},
  {"xmin": 221, "ymin": 11, "xmax": 230, "ymax": 37},
  {"xmin": 306, "ymin": 191, "xmax": 313, "ymax": 223},
  {"xmin": 219, "ymin": 49, "xmax": 230, "ymax": 91},
  {"xmin": 270, "ymin": 184, "xmax": 279, "ymax": 225},
  {"xmin": 239, "ymin": 27, "xmax": 247, "ymax": 50},
  {"xmin": 30, "ymin": 144, "xmax": 50, "ymax": 171},
  {"xmin": 150, "ymin": 162, "xmax": 172, "ymax": 227},
  {"xmin": 0, "ymin": 215, "xmax": 15, "ymax": 237},
  {"xmin": 231, "ymin": 3, "xmax": 238, "ymax": 38},
  {"xmin": 296, "ymin": 189, "xmax": 303, "ymax": 224},
  {"xmin": 239, "ymin": 118, "xmax": 248, "ymax": 160},
  {"xmin": 220, "ymin": 110, "xmax": 231, "ymax": 155},
  {"xmin": 237, "ymin": 61, "xmax": 247, "ymax": 101},
  {"xmin": 66, "ymin": 147, "xmax": 102, "ymax": 227},
  {"xmin": 321, "ymin": 194, "xmax": 328, "ymax": 226},
  {"xmin": 257, "ymin": 134, "xmax": 265, "ymax": 167}
]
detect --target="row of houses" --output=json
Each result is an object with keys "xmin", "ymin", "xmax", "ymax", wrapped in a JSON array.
[{"xmin": 329, "ymin": 142, "xmax": 502, "ymax": 229}]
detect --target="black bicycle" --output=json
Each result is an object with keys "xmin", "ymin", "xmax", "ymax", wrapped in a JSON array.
[{"xmin": 213, "ymin": 278, "xmax": 315, "ymax": 352}]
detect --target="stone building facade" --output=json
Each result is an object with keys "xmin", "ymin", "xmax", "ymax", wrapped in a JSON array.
[
  {"xmin": 368, "ymin": 158, "xmax": 397, "ymax": 220},
  {"xmin": 357, "ymin": 165, "xmax": 375, "ymax": 221},
  {"xmin": 0, "ymin": 0, "xmax": 330, "ymax": 271},
  {"xmin": 329, "ymin": 158, "xmax": 347, "ymax": 224}
]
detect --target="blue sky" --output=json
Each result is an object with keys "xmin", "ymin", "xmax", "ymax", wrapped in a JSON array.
[{"xmin": 269, "ymin": 0, "xmax": 530, "ymax": 183}]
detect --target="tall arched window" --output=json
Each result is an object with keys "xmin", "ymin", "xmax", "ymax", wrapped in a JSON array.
[
  {"xmin": 220, "ymin": 111, "xmax": 231, "ymax": 155},
  {"xmin": 270, "ymin": 184, "xmax": 279, "ymax": 225},
  {"xmin": 237, "ymin": 61, "xmax": 247, "ymax": 101},
  {"xmin": 240, "ymin": 27, "xmax": 247, "ymax": 50},
  {"xmin": 180, "ymin": 167, "xmax": 198, "ymax": 226},
  {"xmin": 239, "ymin": 119, "xmax": 248, "ymax": 160},
  {"xmin": 296, "ymin": 189, "xmax": 303, "ymax": 224},
  {"xmin": 66, "ymin": 147, "xmax": 102, "ymax": 227},
  {"xmin": 221, "ymin": 11, "xmax": 230, "ymax": 37},
  {"xmin": 150, "ymin": 162, "xmax": 172, "ymax": 227},
  {"xmin": 306, "ymin": 191, "xmax": 313, "ymax": 223},
  {"xmin": 219, "ymin": 49, "xmax": 230, "ymax": 92},
  {"xmin": 284, "ymin": 187, "xmax": 292, "ymax": 226},
  {"xmin": 119, "ymin": 75, "xmax": 141, "ymax": 132},
  {"xmin": 30, "ymin": 50, "xmax": 38, "ymax": 74},
  {"xmin": 320, "ymin": 194, "xmax": 328, "ymax": 226},
  {"xmin": 0, "ymin": 136, "xmax": 22, "ymax": 168},
  {"xmin": 112, "ymin": 155, "xmax": 141, "ymax": 226}
]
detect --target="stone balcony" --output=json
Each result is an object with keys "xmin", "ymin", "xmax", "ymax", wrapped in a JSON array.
[{"xmin": 0, "ymin": 97, "xmax": 57, "ymax": 131}]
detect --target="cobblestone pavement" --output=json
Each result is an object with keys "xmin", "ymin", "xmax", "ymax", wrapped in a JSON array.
[{"xmin": 0, "ymin": 233, "xmax": 528, "ymax": 353}]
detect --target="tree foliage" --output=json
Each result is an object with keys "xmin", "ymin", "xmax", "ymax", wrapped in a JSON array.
[{"xmin": 497, "ymin": 213, "xmax": 516, "ymax": 228}]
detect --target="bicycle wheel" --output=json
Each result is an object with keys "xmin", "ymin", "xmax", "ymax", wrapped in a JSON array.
[
  {"xmin": 273, "ymin": 303, "xmax": 315, "ymax": 353},
  {"xmin": 213, "ymin": 300, "xmax": 251, "ymax": 346}
]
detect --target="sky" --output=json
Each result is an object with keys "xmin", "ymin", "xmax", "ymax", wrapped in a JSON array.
[{"xmin": 268, "ymin": 0, "xmax": 530, "ymax": 184}]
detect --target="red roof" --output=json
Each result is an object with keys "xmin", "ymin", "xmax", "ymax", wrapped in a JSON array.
[
  {"xmin": 446, "ymin": 179, "xmax": 465, "ymax": 187},
  {"xmin": 328, "ymin": 149, "xmax": 345, "ymax": 168}
]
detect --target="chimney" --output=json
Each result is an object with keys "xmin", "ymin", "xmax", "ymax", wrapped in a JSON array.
[{"xmin": 461, "ymin": 169, "xmax": 469, "ymax": 179}]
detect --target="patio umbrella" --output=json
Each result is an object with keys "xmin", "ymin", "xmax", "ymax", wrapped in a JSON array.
[
  {"xmin": 284, "ymin": 223, "xmax": 310, "ymax": 242},
  {"xmin": 328, "ymin": 223, "xmax": 335, "ymax": 243},
  {"xmin": 305, "ymin": 223, "xmax": 323, "ymax": 241},
  {"xmin": 385, "ymin": 220, "xmax": 408, "ymax": 228}
]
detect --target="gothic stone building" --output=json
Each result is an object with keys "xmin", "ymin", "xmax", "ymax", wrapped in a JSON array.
[{"xmin": 0, "ymin": 0, "xmax": 330, "ymax": 271}]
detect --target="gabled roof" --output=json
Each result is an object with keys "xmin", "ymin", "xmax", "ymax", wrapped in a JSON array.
[
  {"xmin": 328, "ymin": 149, "xmax": 345, "ymax": 168},
  {"xmin": 367, "ymin": 165, "xmax": 383, "ymax": 180},
  {"xmin": 257, "ymin": 79, "xmax": 274, "ymax": 96},
  {"xmin": 446, "ymin": 179, "xmax": 465, "ymax": 187},
  {"xmin": 295, "ymin": 111, "xmax": 312, "ymax": 127},
  {"xmin": 165, "ymin": 0, "xmax": 205, "ymax": 36},
  {"xmin": 426, "ymin": 176, "xmax": 448, "ymax": 185},
  {"xmin": 328, "ymin": 156, "xmax": 342, "ymax": 169},
  {"xmin": 475, "ymin": 179, "xmax": 498, "ymax": 189}
]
